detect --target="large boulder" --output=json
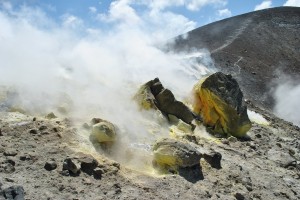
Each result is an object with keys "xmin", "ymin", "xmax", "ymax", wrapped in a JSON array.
[
  {"xmin": 134, "ymin": 78, "xmax": 194, "ymax": 124},
  {"xmin": 91, "ymin": 121, "xmax": 116, "ymax": 143},
  {"xmin": 193, "ymin": 72, "xmax": 251, "ymax": 137},
  {"xmin": 152, "ymin": 138, "xmax": 202, "ymax": 170}
]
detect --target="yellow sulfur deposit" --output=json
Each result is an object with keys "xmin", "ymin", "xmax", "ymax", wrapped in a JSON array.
[{"xmin": 193, "ymin": 73, "xmax": 251, "ymax": 137}]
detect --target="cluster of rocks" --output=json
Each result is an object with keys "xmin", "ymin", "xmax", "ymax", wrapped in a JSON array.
[
  {"xmin": 135, "ymin": 72, "xmax": 252, "ymax": 138},
  {"xmin": 43, "ymin": 154, "xmax": 120, "ymax": 180},
  {"xmin": 132, "ymin": 72, "xmax": 253, "ymax": 181}
]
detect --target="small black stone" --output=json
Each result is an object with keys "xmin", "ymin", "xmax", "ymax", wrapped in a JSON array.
[
  {"xmin": 234, "ymin": 192, "xmax": 245, "ymax": 200},
  {"xmin": 203, "ymin": 152, "xmax": 222, "ymax": 169},
  {"xmin": 44, "ymin": 161, "xmax": 57, "ymax": 171},
  {"xmin": 29, "ymin": 129, "xmax": 38, "ymax": 134}
]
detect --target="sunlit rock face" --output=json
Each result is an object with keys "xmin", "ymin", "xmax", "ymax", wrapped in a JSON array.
[{"xmin": 193, "ymin": 72, "xmax": 251, "ymax": 137}]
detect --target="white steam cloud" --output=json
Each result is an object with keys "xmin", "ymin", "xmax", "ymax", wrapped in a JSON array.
[
  {"xmin": 274, "ymin": 79, "xmax": 300, "ymax": 126},
  {"xmin": 0, "ymin": 2, "xmax": 215, "ymax": 169}
]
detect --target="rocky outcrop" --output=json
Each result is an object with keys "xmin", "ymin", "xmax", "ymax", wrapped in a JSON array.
[
  {"xmin": 193, "ymin": 72, "xmax": 251, "ymax": 137},
  {"xmin": 134, "ymin": 78, "xmax": 194, "ymax": 124}
]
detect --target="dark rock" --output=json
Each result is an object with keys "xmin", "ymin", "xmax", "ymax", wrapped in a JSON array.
[
  {"xmin": 203, "ymin": 151, "xmax": 222, "ymax": 169},
  {"xmin": 156, "ymin": 89, "xmax": 194, "ymax": 124},
  {"xmin": 39, "ymin": 125, "xmax": 47, "ymax": 131},
  {"xmin": 19, "ymin": 154, "xmax": 31, "ymax": 161},
  {"xmin": 5, "ymin": 178, "xmax": 14, "ymax": 183},
  {"xmin": 193, "ymin": 72, "xmax": 251, "ymax": 137},
  {"xmin": 93, "ymin": 167, "xmax": 103, "ymax": 179},
  {"xmin": 234, "ymin": 192, "xmax": 245, "ymax": 200},
  {"xmin": 79, "ymin": 156, "xmax": 98, "ymax": 175},
  {"xmin": 4, "ymin": 150, "xmax": 17, "ymax": 157},
  {"xmin": 150, "ymin": 79, "xmax": 164, "ymax": 96},
  {"xmin": 44, "ymin": 160, "xmax": 57, "ymax": 171},
  {"xmin": 134, "ymin": 78, "xmax": 195, "ymax": 124},
  {"xmin": 5, "ymin": 159, "xmax": 15, "ymax": 166},
  {"xmin": 0, "ymin": 129, "xmax": 2, "ymax": 136},
  {"xmin": 178, "ymin": 164, "xmax": 204, "ymax": 183},
  {"xmin": 283, "ymin": 160, "xmax": 298, "ymax": 169},
  {"xmin": 62, "ymin": 158, "xmax": 80, "ymax": 175},
  {"xmin": 1, "ymin": 186, "xmax": 24, "ymax": 200},
  {"xmin": 40, "ymin": 132, "xmax": 49, "ymax": 135},
  {"xmin": 29, "ymin": 129, "xmax": 38, "ymax": 134}
]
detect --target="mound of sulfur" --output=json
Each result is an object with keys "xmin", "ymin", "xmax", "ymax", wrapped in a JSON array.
[{"xmin": 193, "ymin": 72, "xmax": 251, "ymax": 137}]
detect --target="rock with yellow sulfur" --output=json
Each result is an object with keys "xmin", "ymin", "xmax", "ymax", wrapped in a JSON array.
[
  {"xmin": 133, "ymin": 78, "xmax": 160, "ymax": 110},
  {"xmin": 91, "ymin": 121, "xmax": 117, "ymax": 143},
  {"xmin": 152, "ymin": 138, "xmax": 202, "ymax": 171},
  {"xmin": 193, "ymin": 72, "xmax": 251, "ymax": 137},
  {"xmin": 134, "ymin": 78, "xmax": 194, "ymax": 124}
]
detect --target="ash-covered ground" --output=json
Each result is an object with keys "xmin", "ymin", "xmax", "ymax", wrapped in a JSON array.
[{"xmin": 0, "ymin": 99, "xmax": 299, "ymax": 200}]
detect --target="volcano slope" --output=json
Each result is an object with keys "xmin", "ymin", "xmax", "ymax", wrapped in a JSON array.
[
  {"xmin": 170, "ymin": 6, "xmax": 300, "ymax": 111},
  {"xmin": 0, "ymin": 96, "xmax": 300, "ymax": 200}
]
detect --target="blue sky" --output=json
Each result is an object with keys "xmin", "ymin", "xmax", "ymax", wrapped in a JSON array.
[{"xmin": 1, "ymin": 0, "xmax": 299, "ymax": 36}]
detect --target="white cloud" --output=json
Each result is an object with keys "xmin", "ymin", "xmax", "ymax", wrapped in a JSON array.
[
  {"xmin": 98, "ymin": 0, "xmax": 141, "ymax": 26},
  {"xmin": 284, "ymin": 0, "xmax": 300, "ymax": 6},
  {"xmin": 61, "ymin": 14, "xmax": 83, "ymax": 28},
  {"xmin": 98, "ymin": 0, "xmax": 197, "ymax": 39},
  {"xmin": 89, "ymin": 6, "xmax": 97, "ymax": 14},
  {"xmin": 145, "ymin": 10, "xmax": 196, "ymax": 41},
  {"xmin": 186, "ymin": 0, "xmax": 227, "ymax": 11},
  {"xmin": 217, "ymin": 8, "xmax": 232, "ymax": 18},
  {"xmin": 137, "ymin": 0, "xmax": 227, "ymax": 11},
  {"xmin": 254, "ymin": 0, "xmax": 272, "ymax": 11}
]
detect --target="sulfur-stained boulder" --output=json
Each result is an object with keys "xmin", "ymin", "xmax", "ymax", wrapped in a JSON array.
[
  {"xmin": 152, "ymin": 138, "xmax": 202, "ymax": 170},
  {"xmin": 134, "ymin": 78, "xmax": 194, "ymax": 124},
  {"xmin": 193, "ymin": 72, "xmax": 251, "ymax": 137},
  {"xmin": 133, "ymin": 78, "xmax": 160, "ymax": 110},
  {"xmin": 91, "ymin": 121, "xmax": 117, "ymax": 143}
]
